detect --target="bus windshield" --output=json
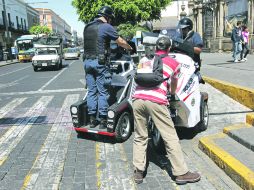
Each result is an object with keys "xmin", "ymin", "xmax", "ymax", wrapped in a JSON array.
[{"xmin": 16, "ymin": 39, "xmax": 33, "ymax": 51}]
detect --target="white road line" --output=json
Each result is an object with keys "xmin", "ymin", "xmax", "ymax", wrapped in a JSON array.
[
  {"xmin": 0, "ymin": 96, "xmax": 53, "ymax": 166},
  {"xmin": 38, "ymin": 60, "xmax": 76, "ymax": 91},
  {"xmin": 0, "ymin": 75, "xmax": 29, "ymax": 89},
  {"xmin": 0, "ymin": 88, "xmax": 85, "ymax": 96},
  {"xmin": 22, "ymin": 94, "xmax": 79, "ymax": 190},
  {"xmin": 0, "ymin": 65, "xmax": 31, "ymax": 77},
  {"xmin": 0, "ymin": 98, "xmax": 26, "ymax": 118}
]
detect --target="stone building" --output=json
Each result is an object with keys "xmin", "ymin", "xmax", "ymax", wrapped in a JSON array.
[
  {"xmin": 0, "ymin": 0, "xmax": 29, "ymax": 50},
  {"xmin": 36, "ymin": 8, "xmax": 72, "ymax": 47},
  {"xmin": 188, "ymin": 0, "xmax": 253, "ymax": 52}
]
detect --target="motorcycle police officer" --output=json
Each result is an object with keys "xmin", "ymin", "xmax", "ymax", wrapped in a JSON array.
[
  {"xmin": 83, "ymin": 6, "xmax": 132, "ymax": 129},
  {"xmin": 178, "ymin": 17, "xmax": 205, "ymax": 84}
]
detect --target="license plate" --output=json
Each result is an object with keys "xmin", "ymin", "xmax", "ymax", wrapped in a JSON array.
[{"xmin": 42, "ymin": 63, "xmax": 47, "ymax": 66}]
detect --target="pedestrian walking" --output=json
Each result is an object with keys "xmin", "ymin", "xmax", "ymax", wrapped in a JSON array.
[
  {"xmin": 231, "ymin": 21, "xmax": 244, "ymax": 62},
  {"xmin": 83, "ymin": 6, "xmax": 132, "ymax": 129},
  {"xmin": 240, "ymin": 25, "xmax": 250, "ymax": 61},
  {"xmin": 132, "ymin": 36, "xmax": 201, "ymax": 185}
]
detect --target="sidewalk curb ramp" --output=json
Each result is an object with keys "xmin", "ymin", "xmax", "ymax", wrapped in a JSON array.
[
  {"xmin": 199, "ymin": 123, "xmax": 254, "ymax": 190},
  {"xmin": 203, "ymin": 76, "xmax": 254, "ymax": 110}
]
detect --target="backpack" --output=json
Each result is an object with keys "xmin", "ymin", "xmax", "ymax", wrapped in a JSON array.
[{"xmin": 134, "ymin": 54, "xmax": 168, "ymax": 87}]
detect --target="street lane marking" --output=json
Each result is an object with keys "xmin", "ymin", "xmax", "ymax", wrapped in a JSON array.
[
  {"xmin": 96, "ymin": 142, "xmax": 136, "ymax": 190},
  {"xmin": 0, "ymin": 65, "xmax": 31, "ymax": 77},
  {"xmin": 38, "ymin": 60, "xmax": 76, "ymax": 91},
  {"xmin": 0, "ymin": 75, "xmax": 29, "ymax": 89},
  {"xmin": 0, "ymin": 96, "xmax": 53, "ymax": 166},
  {"xmin": 21, "ymin": 94, "xmax": 79, "ymax": 190},
  {"xmin": 0, "ymin": 88, "xmax": 85, "ymax": 96},
  {"xmin": 0, "ymin": 98, "xmax": 26, "ymax": 118}
]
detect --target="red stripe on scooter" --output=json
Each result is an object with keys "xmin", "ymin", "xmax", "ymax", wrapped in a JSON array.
[
  {"xmin": 98, "ymin": 131, "xmax": 115, "ymax": 136},
  {"xmin": 183, "ymin": 91, "xmax": 194, "ymax": 101},
  {"xmin": 74, "ymin": 127, "xmax": 115, "ymax": 137}
]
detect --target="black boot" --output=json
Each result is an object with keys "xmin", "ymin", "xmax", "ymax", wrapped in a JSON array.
[
  {"xmin": 99, "ymin": 116, "xmax": 107, "ymax": 129},
  {"xmin": 89, "ymin": 115, "xmax": 99, "ymax": 128}
]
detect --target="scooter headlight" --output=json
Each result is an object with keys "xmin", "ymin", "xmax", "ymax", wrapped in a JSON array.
[
  {"xmin": 71, "ymin": 106, "xmax": 78, "ymax": 114},
  {"xmin": 108, "ymin": 110, "xmax": 115, "ymax": 119}
]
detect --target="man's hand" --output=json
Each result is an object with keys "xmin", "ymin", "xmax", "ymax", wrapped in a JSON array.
[{"xmin": 116, "ymin": 37, "xmax": 133, "ymax": 50}]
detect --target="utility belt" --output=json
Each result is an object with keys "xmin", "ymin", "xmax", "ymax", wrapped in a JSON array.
[{"xmin": 83, "ymin": 54, "xmax": 110, "ymax": 65}]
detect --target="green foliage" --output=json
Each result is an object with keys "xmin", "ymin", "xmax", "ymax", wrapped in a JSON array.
[
  {"xmin": 71, "ymin": 0, "xmax": 172, "ymax": 25},
  {"xmin": 29, "ymin": 25, "xmax": 52, "ymax": 35},
  {"xmin": 117, "ymin": 23, "xmax": 148, "ymax": 39}
]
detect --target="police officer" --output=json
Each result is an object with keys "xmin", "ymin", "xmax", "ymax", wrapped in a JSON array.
[
  {"xmin": 83, "ymin": 6, "xmax": 132, "ymax": 129},
  {"xmin": 178, "ymin": 17, "xmax": 205, "ymax": 84}
]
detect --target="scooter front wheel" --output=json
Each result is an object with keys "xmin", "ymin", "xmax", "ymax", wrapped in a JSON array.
[{"xmin": 115, "ymin": 112, "xmax": 132, "ymax": 142}]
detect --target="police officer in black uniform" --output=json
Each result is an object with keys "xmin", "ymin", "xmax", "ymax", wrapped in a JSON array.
[
  {"xmin": 178, "ymin": 17, "xmax": 205, "ymax": 84},
  {"xmin": 83, "ymin": 6, "xmax": 132, "ymax": 129}
]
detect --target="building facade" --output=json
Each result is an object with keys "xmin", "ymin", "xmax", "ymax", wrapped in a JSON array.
[
  {"xmin": 0, "ymin": 0, "xmax": 29, "ymax": 50},
  {"xmin": 153, "ymin": 0, "xmax": 189, "ymax": 30},
  {"xmin": 72, "ymin": 30, "xmax": 78, "ymax": 46},
  {"xmin": 36, "ymin": 8, "xmax": 72, "ymax": 47},
  {"xmin": 188, "ymin": 0, "xmax": 253, "ymax": 52},
  {"xmin": 27, "ymin": 5, "xmax": 39, "ymax": 29}
]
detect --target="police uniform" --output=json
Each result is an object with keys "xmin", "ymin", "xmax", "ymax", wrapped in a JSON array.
[{"xmin": 83, "ymin": 18, "xmax": 119, "ymax": 119}]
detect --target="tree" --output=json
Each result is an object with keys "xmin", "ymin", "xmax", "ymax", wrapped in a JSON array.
[
  {"xmin": 117, "ymin": 23, "xmax": 148, "ymax": 39},
  {"xmin": 71, "ymin": 0, "xmax": 172, "ymax": 26},
  {"xmin": 29, "ymin": 25, "xmax": 52, "ymax": 35}
]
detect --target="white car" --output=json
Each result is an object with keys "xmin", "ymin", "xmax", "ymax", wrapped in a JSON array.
[
  {"xmin": 64, "ymin": 48, "xmax": 79, "ymax": 60},
  {"xmin": 32, "ymin": 48, "xmax": 62, "ymax": 72}
]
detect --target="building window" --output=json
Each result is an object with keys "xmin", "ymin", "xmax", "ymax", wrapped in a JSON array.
[
  {"xmin": 2, "ymin": 11, "xmax": 5, "ymax": 26},
  {"xmin": 7, "ymin": 13, "xmax": 11, "ymax": 27},
  {"xmin": 24, "ymin": 19, "xmax": 26, "ymax": 30},
  {"xmin": 16, "ymin": 16, "xmax": 19, "ymax": 29},
  {"xmin": 21, "ymin": 18, "xmax": 23, "ymax": 30}
]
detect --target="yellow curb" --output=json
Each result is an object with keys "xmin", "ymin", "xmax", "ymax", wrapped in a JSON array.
[
  {"xmin": 223, "ymin": 123, "xmax": 252, "ymax": 134},
  {"xmin": 199, "ymin": 133, "xmax": 254, "ymax": 190},
  {"xmin": 246, "ymin": 113, "xmax": 254, "ymax": 126},
  {"xmin": 203, "ymin": 76, "xmax": 254, "ymax": 110}
]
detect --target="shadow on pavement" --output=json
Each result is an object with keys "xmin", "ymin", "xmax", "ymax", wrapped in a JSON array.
[
  {"xmin": 210, "ymin": 110, "xmax": 253, "ymax": 116},
  {"xmin": 76, "ymin": 131, "xmax": 117, "ymax": 144}
]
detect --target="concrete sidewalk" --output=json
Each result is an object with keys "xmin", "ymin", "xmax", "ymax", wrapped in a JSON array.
[
  {"xmin": 199, "ymin": 52, "xmax": 254, "ymax": 190},
  {"xmin": 201, "ymin": 52, "xmax": 254, "ymax": 89},
  {"xmin": 0, "ymin": 59, "xmax": 19, "ymax": 67}
]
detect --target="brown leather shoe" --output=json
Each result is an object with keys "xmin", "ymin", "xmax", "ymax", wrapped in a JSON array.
[
  {"xmin": 175, "ymin": 171, "xmax": 201, "ymax": 185},
  {"xmin": 133, "ymin": 169, "xmax": 143, "ymax": 184}
]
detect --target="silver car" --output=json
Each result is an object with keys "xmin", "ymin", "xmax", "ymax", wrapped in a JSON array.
[{"xmin": 64, "ymin": 48, "xmax": 79, "ymax": 60}]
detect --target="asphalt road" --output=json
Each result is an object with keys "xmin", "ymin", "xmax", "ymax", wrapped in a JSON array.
[{"xmin": 0, "ymin": 58, "xmax": 249, "ymax": 189}]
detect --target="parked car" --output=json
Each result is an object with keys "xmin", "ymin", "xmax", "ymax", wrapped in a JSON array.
[{"xmin": 64, "ymin": 48, "xmax": 79, "ymax": 60}]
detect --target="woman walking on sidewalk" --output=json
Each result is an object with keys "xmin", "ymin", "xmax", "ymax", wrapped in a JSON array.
[{"xmin": 241, "ymin": 25, "xmax": 250, "ymax": 61}]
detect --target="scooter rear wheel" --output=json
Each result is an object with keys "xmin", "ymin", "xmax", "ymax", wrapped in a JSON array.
[
  {"xmin": 197, "ymin": 100, "xmax": 209, "ymax": 131},
  {"xmin": 149, "ymin": 121, "xmax": 166, "ymax": 155}
]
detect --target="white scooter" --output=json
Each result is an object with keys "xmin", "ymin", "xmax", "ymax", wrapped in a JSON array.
[{"xmin": 140, "ymin": 31, "xmax": 209, "ymax": 152}]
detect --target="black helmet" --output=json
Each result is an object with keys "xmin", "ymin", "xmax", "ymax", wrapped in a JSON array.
[
  {"xmin": 178, "ymin": 17, "xmax": 193, "ymax": 30},
  {"xmin": 98, "ymin": 6, "xmax": 115, "ymax": 19},
  {"xmin": 156, "ymin": 36, "xmax": 171, "ymax": 51}
]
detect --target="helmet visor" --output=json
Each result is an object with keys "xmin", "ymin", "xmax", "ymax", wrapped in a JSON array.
[{"xmin": 178, "ymin": 23, "xmax": 189, "ymax": 29}]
